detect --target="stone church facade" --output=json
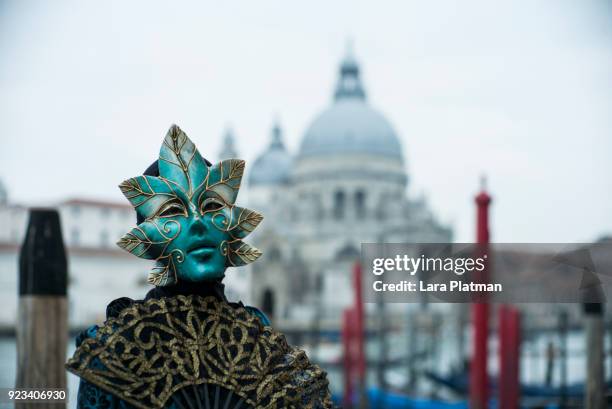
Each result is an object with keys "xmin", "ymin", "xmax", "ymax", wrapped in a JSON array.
[{"xmin": 243, "ymin": 50, "xmax": 452, "ymax": 322}]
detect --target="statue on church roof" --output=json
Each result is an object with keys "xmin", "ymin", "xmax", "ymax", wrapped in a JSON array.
[
  {"xmin": 66, "ymin": 124, "xmax": 334, "ymax": 409},
  {"xmin": 218, "ymin": 127, "xmax": 238, "ymax": 160}
]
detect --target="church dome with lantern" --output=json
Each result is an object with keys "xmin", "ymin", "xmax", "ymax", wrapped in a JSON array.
[
  {"xmin": 299, "ymin": 52, "xmax": 403, "ymax": 162},
  {"xmin": 291, "ymin": 48, "xmax": 407, "ymax": 194},
  {"xmin": 249, "ymin": 122, "xmax": 292, "ymax": 187}
]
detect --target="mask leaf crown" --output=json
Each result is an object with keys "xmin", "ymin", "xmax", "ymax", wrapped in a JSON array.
[{"xmin": 116, "ymin": 124, "xmax": 263, "ymax": 286}]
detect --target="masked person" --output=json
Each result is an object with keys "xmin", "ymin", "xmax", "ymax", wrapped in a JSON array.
[{"xmin": 66, "ymin": 125, "xmax": 334, "ymax": 409}]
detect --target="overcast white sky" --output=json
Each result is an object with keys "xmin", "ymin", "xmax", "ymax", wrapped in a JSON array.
[{"xmin": 0, "ymin": 0, "xmax": 610, "ymax": 243}]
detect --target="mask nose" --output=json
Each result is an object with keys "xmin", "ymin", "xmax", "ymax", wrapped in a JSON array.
[{"xmin": 189, "ymin": 214, "xmax": 208, "ymax": 236}]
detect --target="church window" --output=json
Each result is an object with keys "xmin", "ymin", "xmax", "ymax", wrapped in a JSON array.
[
  {"xmin": 355, "ymin": 190, "xmax": 366, "ymax": 218},
  {"xmin": 100, "ymin": 230, "xmax": 109, "ymax": 248},
  {"xmin": 313, "ymin": 193, "xmax": 324, "ymax": 219},
  {"xmin": 71, "ymin": 228, "xmax": 80, "ymax": 246},
  {"xmin": 376, "ymin": 194, "xmax": 387, "ymax": 220},
  {"xmin": 262, "ymin": 288, "xmax": 275, "ymax": 318},
  {"xmin": 100, "ymin": 207, "xmax": 111, "ymax": 218},
  {"xmin": 333, "ymin": 190, "xmax": 345, "ymax": 219},
  {"xmin": 268, "ymin": 246, "xmax": 282, "ymax": 262}
]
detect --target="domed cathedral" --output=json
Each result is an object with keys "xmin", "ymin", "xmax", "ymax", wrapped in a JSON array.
[{"xmin": 246, "ymin": 48, "xmax": 452, "ymax": 322}]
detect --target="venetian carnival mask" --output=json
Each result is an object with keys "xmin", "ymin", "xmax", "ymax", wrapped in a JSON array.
[{"xmin": 116, "ymin": 124, "xmax": 262, "ymax": 286}]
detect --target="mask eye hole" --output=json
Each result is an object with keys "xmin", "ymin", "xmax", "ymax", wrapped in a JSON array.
[
  {"xmin": 201, "ymin": 197, "xmax": 225, "ymax": 214},
  {"xmin": 155, "ymin": 199, "xmax": 187, "ymax": 218}
]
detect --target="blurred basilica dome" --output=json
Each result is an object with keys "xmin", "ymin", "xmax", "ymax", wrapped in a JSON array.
[{"xmin": 299, "ymin": 51, "xmax": 403, "ymax": 162}]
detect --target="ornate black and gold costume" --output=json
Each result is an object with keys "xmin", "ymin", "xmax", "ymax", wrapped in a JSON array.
[{"xmin": 67, "ymin": 283, "xmax": 333, "ymax": 408}]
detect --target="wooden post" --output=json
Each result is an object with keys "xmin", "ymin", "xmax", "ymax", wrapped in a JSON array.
[
  {"xmin": 584, "ymin": 302, "xmax": 604, "ymax": 409},
  {"xmin": 499, "ymin": 306, "xmax": 520, "ymax": 409},
  {"xmin": 407, "ymin": 314, "xmax": 417, "ymax": 390},
  {"xmin": 376, "ymin": 283, "xmax": 387, "ymax": 409},
  {"xmin": 16, "ymin": 209, "xmax": 68, "ymax": 409},
  {"xmin": 544, "ymin": 341, "xmax": 554, "ymax": 387},
  {"xmin": 558, "ymin": 310, "xmax": 568, "ymax": 409}
]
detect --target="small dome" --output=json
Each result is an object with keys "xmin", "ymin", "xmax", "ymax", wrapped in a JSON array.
[
  {"xmin": 249, "ymin": 122, "xmax": 292, "ymax": 186},
  {"xmin": 298, "ymin": 49, "xmax": 403, "ymax": 161}
]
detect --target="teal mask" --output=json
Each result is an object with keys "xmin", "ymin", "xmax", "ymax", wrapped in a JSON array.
[{"xmin": 117, "ymin": 125, "xmax": 263, "ymax": 286}]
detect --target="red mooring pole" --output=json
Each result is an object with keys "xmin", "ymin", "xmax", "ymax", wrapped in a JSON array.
[
  {"xmin": 343, "ymin": 262, "xmax": 367, "ymax": 408},
  {"xmin": 353, "ymin": 262, "xmax": 366, "ymax": 387},
  {"xmin": 499, "ymin": 306, "xmax": 521, "ymax": 409},
  {"xmin": 470, "ymin": 179, "xmax": 491, "ymax": 409},
  {"xmin": 342, "ymin": 309, "xmax": 354, "ymax": 408}
]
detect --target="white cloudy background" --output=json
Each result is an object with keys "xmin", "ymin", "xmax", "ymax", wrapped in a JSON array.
[{"xmin": 0, "ymin": 0, "xmax": 610, "ymax": 243}]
